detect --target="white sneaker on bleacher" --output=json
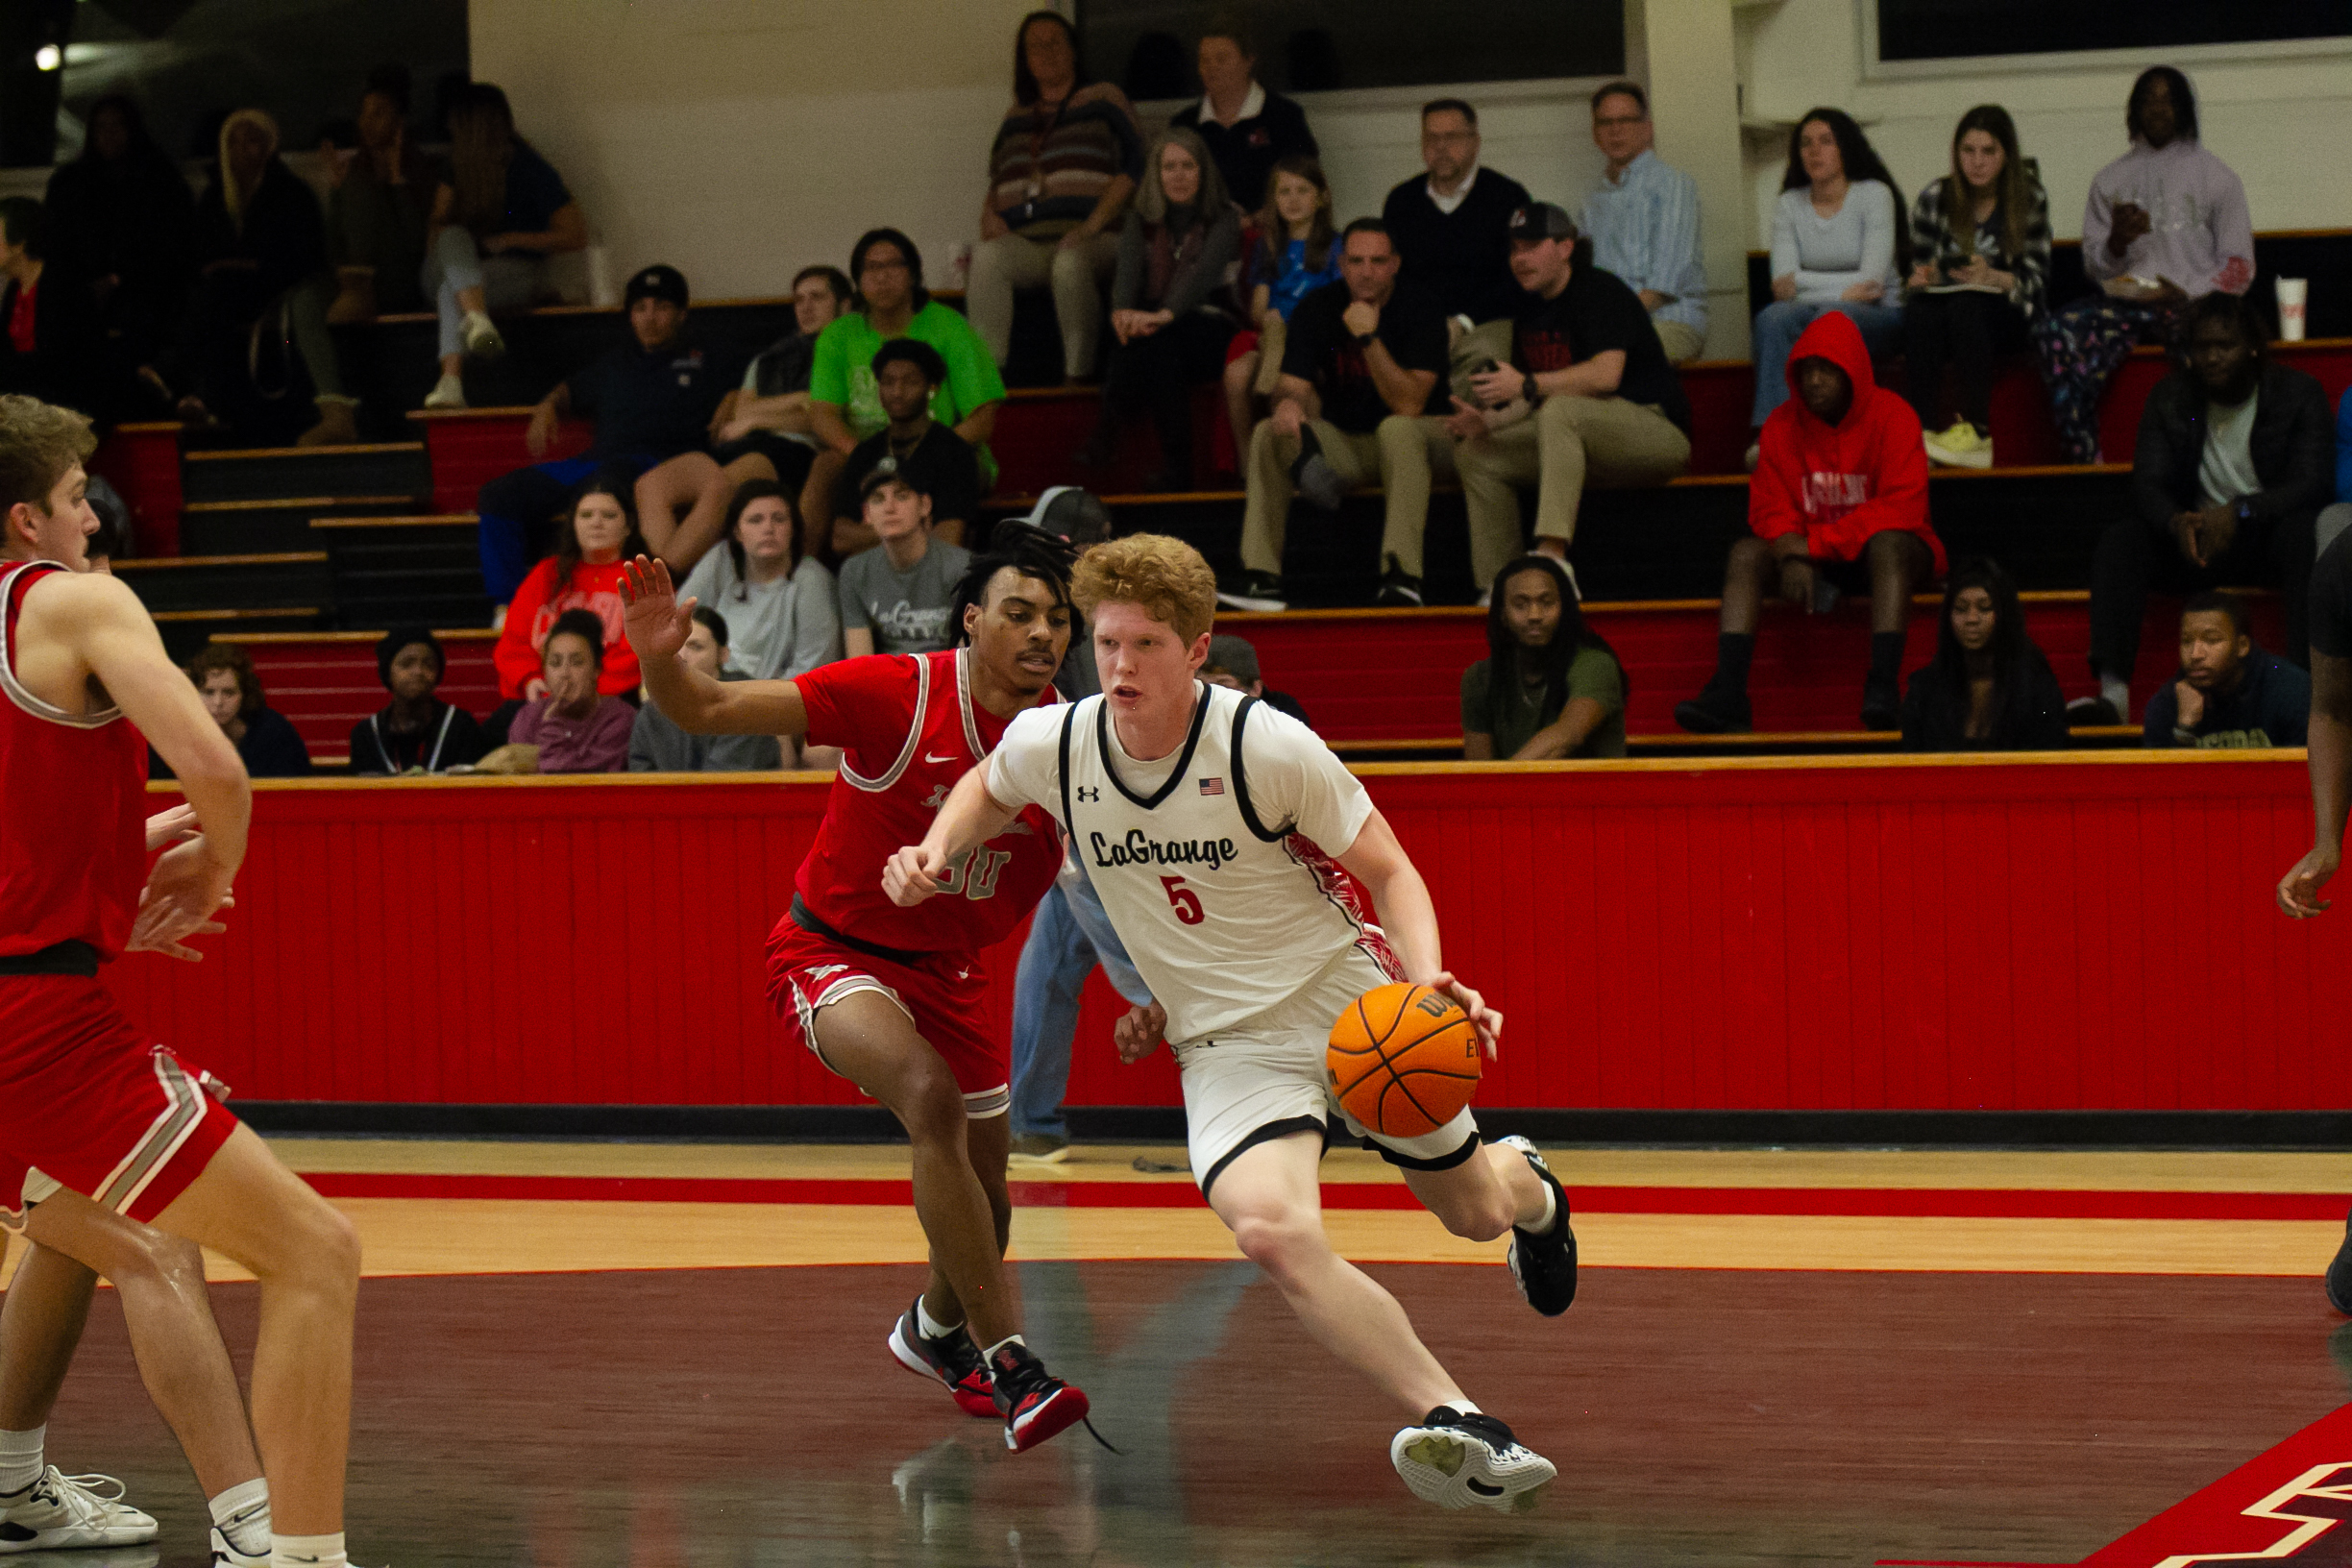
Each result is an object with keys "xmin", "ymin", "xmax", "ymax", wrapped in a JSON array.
[{"xmin": 423, "ymin": 372, "xmax": 468, "ymax": 410}]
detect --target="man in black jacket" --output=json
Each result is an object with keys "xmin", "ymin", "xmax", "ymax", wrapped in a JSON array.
[
  {"xmin": 1380, "ymin": 100, "xmax": 1531, "ymax": 332},
  {"xmin": 1168, "ymin": 18, "xmax": 1316, "ymax": 213},
  {"xmin": 2077, "ymin": 292, "xmax": 2334, "ymax": 723}
]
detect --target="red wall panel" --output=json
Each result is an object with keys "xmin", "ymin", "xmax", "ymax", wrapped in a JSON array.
[{"xmin": 105, "ymin": 758, "xmax": 2350, "ymax": 1113}]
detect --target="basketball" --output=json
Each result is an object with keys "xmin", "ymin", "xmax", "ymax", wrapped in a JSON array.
[{"xmin": 1326, "ymin": 982, "xmax": 1484, "ymax": 1139}]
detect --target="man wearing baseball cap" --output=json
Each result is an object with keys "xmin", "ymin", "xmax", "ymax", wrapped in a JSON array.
[
  {"xmin": 474, "ymin": 261, "xmax": 740, "ymax": 613},
  {"xmin": 1446, "ymin": 202, "xmax": 1691, "ymax": 599}
]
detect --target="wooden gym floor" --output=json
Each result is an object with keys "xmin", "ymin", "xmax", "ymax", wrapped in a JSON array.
[{"xmin": 17, "ymin": 1139, "xmax": 2352, "ymax": 1567}]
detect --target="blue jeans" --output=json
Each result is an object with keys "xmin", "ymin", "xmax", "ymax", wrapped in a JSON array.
[
  {"xmin": 475, "ymin": 453, "xmax": 653, "ymax": 605},
  {"xmin": 1750, "ymin": 300, "xmax": 1905, "ymax": 427},
  {"xmin": 420, "ymin": 226, "xmax": 546, "ymax": 359},
  {"xmin": 1009, "ymin": 863, "xmax": 1150, "ymax": 1140}
]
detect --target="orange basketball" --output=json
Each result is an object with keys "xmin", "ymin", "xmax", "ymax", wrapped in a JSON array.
[{"xmin": 1326, "ymin": 981, "xmax": 1483, "ymax": 1138}]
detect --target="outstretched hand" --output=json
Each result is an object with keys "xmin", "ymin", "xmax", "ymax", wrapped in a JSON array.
[
  {"xmin": 620, "ymin": 555, "xmax": 697, "ymax": 664},
  {"xmin": 1114, "ymin": 1000, "xmax": 1166, "ymax": 1064},
  {"xmin": 1429, "ymin": 969, "xmax": 1504, "ymax": 1060}
]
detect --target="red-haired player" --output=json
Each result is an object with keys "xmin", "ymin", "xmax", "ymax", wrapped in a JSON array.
[{"xmin": 621, "ymin": 528, "xmax": 1094, "ymax": 1452}]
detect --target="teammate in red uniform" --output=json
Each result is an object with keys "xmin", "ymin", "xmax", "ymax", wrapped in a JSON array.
[
  {"xmin": 622, "ymin": 530, "xmax": 1095, "ymax": 1452},
  {"xmin": 0, "ymin": 395, "xmax": 363, "ymax": 1568}
]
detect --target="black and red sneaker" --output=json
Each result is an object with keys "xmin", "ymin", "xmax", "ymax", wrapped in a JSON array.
[
  {"xmin": 988, "ymin": 1337, "xmax": 1090, "ymax": 1453},
  {"xmin": 888, "ymin": 1299, "xmax": 996, "ymax": 1418}
]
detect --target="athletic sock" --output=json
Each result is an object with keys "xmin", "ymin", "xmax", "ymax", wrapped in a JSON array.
[
  {"xmin": 1714, "ymin": 632, "xmax": 1755, "ymax": 694},
  {"xmin": 0, "ymin": 1426, "xmax": 42, "ymax": 1495},
  {"xmin": 1868, "ymin": 631, "xmax": 1905, "ymax": 688},
  {"xmin": 209, "ymin": 1478, "xmax": 271, "ymax": 1556},
  {"xmin": 1523, "ymin": 1184, "xmax": 1559, "ymax": 1236},
  {"xmin": 983, "ymin": 1334, "xmax": 1026, "ymax": 1360},
  {"xmin": 270, "ymin": 1531, "xmax": 346, "ymax": 1568},
  {"xmin": 1450, "ymin": 1400, "xmax": 1482, "ymax": 1416},
  {"xmin": 916, "ymin": 1297, "xmax": 961, "ymax": 1341}
]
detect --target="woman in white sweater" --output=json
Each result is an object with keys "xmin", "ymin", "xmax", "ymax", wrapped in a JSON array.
[{"xmin": 1752, "ymin": 109, "xmax": 1908, "ymax": 435}]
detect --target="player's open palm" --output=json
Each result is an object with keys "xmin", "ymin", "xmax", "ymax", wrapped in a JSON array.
[
  {"xmin": 1430, "ymin": 970, "xmax": 1504, "ymax": 1058},
  {"xmin": 2278, "ymin": 845, "xmax": 2338, "ymax": 919},
  {"xmin": 620, "ymin": 554, "xmax": 695, "ymax": 663},
  {"xmin": 129, "ymin": 839, "xmax": 233, "ymax": 962}
]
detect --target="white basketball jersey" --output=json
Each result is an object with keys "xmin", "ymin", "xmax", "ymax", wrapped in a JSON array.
[{"xmin": 994, "ymin": 681, "xmax": 1389, "ymax": 1043}]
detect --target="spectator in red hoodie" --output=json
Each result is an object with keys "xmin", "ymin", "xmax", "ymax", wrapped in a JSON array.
[
  {"xmin": 1676, "ymin": 310, "xmax": 1944, "ymax": 732},
  {"xmin": 492, "ymin": 466, "xmax": 647, "ymax": 701}
]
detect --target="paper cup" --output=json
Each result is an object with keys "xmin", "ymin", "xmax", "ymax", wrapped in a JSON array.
[
  {"xmin": 2276, "ymin": 277, "xmax": 2308, "ymax": 342},
  {"xmin": 585, "ymin": 245, "xmax": 617, "ymax": 308}
]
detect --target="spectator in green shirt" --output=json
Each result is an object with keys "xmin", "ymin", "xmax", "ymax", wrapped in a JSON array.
[
  {"xmin": 1460, "ymin": 555, "xmax": 1628, "ymax": 759},
  {"xmin": 802, "ymin": 228, "xmax": 1005, "ymax": 563}
]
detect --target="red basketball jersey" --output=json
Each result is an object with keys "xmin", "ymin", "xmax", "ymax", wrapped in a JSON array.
[
  {"xmin": 791, "ymin": 649, "xmax": 1061, "ymax": 953},
  {"xmin": 0, "ymin": 561, "xmax": 149, "ymax": 960}
]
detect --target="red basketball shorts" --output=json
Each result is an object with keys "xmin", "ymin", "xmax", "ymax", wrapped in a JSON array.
[
  {"xmin": 0, "ymin": 975, "xmax": 238, "ymax": 1228},
  {"xmin": 764, "ymin": 920, "xmax": 1008, "ymax": 1118}
]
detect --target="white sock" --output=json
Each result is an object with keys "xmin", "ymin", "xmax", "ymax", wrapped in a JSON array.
[
  {"xmin": 270, "ymin": 1531, "xmax": 346, "ymax": 1568},
  {"xmin": 0, "ymin": 1426, "xmax": 42, "ymax": 1494},
  {"xmin": 2100, "ymin": 675, "xmax": 2130, "ymax": 718},
  {"xmin": 1526, "ymin": 1184, "xmax": 1559, "ymax": 1236},
  {"xmin": 209, "ymin": 1478, "xmax": 271, "ymax": 1556},
  {"xmin": 917, "ymin": 1298, "xmax": 961, "ymax": 1340},
  {"xmin": 1450, "ymin": 1400, "xmax": 1481, "ymax": 1416},
  {"xmin": 983, "ymin": 1334, "xmax": 1026, "ymax": 1360}
]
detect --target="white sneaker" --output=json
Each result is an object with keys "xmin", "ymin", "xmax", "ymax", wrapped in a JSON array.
[
  {"xmin": 1923, "ymin": 420, "xmax": 1993, "ymax": 470},
  {"xmin": 211, "ymin": 1526, "xmax": 268, "ymax": 1567},
  {"xmin": 1390, "ymin": 1409, "xmax": 1556, "ymax": 1513},
  {"xmin": 422, "ymin": 372, "xmax": 468, "ymax": 410},
  {"xmin": 461, "ymin": 309, "xmax": 505, "ymax": 358},
  {"xmin": 0, "ymin": 1469, "xmax": 158, "ymax": 1552},
  {"xmin": 1743, "ymin": 441, "xmax": 1761, "ymax": 473}
]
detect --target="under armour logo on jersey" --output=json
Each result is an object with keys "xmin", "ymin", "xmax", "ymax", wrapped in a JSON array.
[
  {"xmin": 920, "ymin": 783, "xmax": 950, "ymax": 809},
  {"xmin": 1076, "ymin": 786, "xmax": 1101, "ymax": 801}
]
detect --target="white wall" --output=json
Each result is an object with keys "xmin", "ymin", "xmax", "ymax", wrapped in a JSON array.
[
  {"xmin": 1736, "ymin": 0, "xmax": 2352, "ymax": 246},
  {"xmin": 469, "ymin": 0, "xmax": 1623, "ymax": 304}
]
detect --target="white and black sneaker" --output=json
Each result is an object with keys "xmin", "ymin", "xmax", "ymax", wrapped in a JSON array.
[
  {"xmin": 888, "ymin": 1298, "xmax": 998, "ymax": 1418},
  {"xmin": 1216, "ymin": 571, "xmax": 1287, "ymax": 614},
  {"xmin": 1496, "ymin": 1135, "xmax": 1577, "ymax": 1315},
  {"xmin": 0, "ymin": 1468, "xmax": 157, "ymax": 1552},
  {"xmin": 1390, "ymin": 1408, "xmax": 1556, "ymax": 1512},
  {"xmin": 212, "ymin": 1526, "xmax": 269, "ymax": 1567},
  {"xmin": 1376, "ymin": 557, "xmax": 1424, "ymax": 607}
]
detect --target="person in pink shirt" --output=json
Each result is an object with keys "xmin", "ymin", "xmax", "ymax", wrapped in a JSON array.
[{"xmin": 506, "ymin": 609, "xmax": 633, "ymax": 772}]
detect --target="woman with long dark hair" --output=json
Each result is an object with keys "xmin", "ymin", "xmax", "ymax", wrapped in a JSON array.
[
  {"xmin": 1750, "ymin": 108, "xmax": 1907, "ymax": 444},
  {"xmin": 967, "ymin": 10, "xmax": 1144, "ymax": 380},
  {"xmin": 419, "ymin": 83, "xmax": 587, "ymax": 409},
  {"xmin": 1460, "ymin": 556, "xmax": 1629, "ymax": 760},
  {"xmin": 1903, "ymin": 106, "xmax": 2051, "ymax": 469},
  {"xmin": 492, "ymin": 466, "xmax": 649, "ymax": 701},
  {"xmin": 675, "ymin": 479, "xmax": 843, "ymax": 681},
  {"xmin": 1898, "ymin": 557, "xmax": 2068, "ymax": 750}
]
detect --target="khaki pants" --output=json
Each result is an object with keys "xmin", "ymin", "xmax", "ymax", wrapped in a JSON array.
[
  {"xmin": 1653, "ymin": 318, "xmax": 1706, "ymax": 366},
  {"xmin": 1455, "ymin": 395, "xmax": 1691, "ymax": 574},
  {"xmin": 968, "ymin": 231, "xmax": 1121, "ymax": 380},
  {"xmin": 1239, "ymin": 414, "xmax": 1457, "ymax": 578}
]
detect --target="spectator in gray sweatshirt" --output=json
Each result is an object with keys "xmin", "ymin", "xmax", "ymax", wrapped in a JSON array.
[{"xmin": 627, "ymin": 605, "xmax": 784, "ymax": 772}]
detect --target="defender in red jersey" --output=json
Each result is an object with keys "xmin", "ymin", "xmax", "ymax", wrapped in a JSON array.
[
  {"xmin": 624, "ymin": 527, "xmax": 1096, "ymax": 1454},
  {"xmin": 0, "ymin": 396, "xmax": 364, "ymax": 1567}
]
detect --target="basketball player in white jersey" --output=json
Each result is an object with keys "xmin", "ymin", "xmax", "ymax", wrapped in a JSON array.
[{"xmin": 887, "ymin": 534, "xmax": 1578, "ymax": 1511}]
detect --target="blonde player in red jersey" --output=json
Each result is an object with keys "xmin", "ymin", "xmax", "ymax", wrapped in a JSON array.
[{"xmin": 0, "ymin": 396, "xmax": 362, "ymax": 1568}]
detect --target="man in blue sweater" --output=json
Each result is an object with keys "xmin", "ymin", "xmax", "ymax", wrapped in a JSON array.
[{"xmin": 2142, "ymin": 590, "xmax": 2310, "ymax": 748}]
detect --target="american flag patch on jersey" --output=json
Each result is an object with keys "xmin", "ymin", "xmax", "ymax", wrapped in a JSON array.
[{"xmin": 1198, "ymin": 776, "xmax": 1225, "ymax": 796}]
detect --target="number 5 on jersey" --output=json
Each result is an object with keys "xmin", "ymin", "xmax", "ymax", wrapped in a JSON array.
[{"xmin": 1161, "ymin": 874, "xmax": 1205, "ymax": 925}]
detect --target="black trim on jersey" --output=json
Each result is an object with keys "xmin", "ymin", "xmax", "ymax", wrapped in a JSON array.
[
  {"xmin": 788, "ymin": 895, "xmax": 930, "ymax": 969},
  {"xmin": 1364, "ymin": 1126, "xmax": 1482, "ymax": 1173},
  {"xmin": 1096, "ymin": 683, "xmax": 1211, "ymax": 811},
  {"xmin": 0, "ymin": 940, "xmax": 98, "ymax": 977},
  {"xmin": 1057, "ymin": 702, "xmax": 1080, "ymax": 837},
  {"xmin": 1229, "ymin": 696, "xmax": 1291, "ymax": 845},
  {"xmin": 1199, "ymin": 1114, "xmax": 1328, "ymax": 1202}
]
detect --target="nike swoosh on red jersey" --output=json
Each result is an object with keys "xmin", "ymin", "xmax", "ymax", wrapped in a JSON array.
[{"xmin": 924, "ymin": 752, "xmax": 959, "ymax": 764}]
